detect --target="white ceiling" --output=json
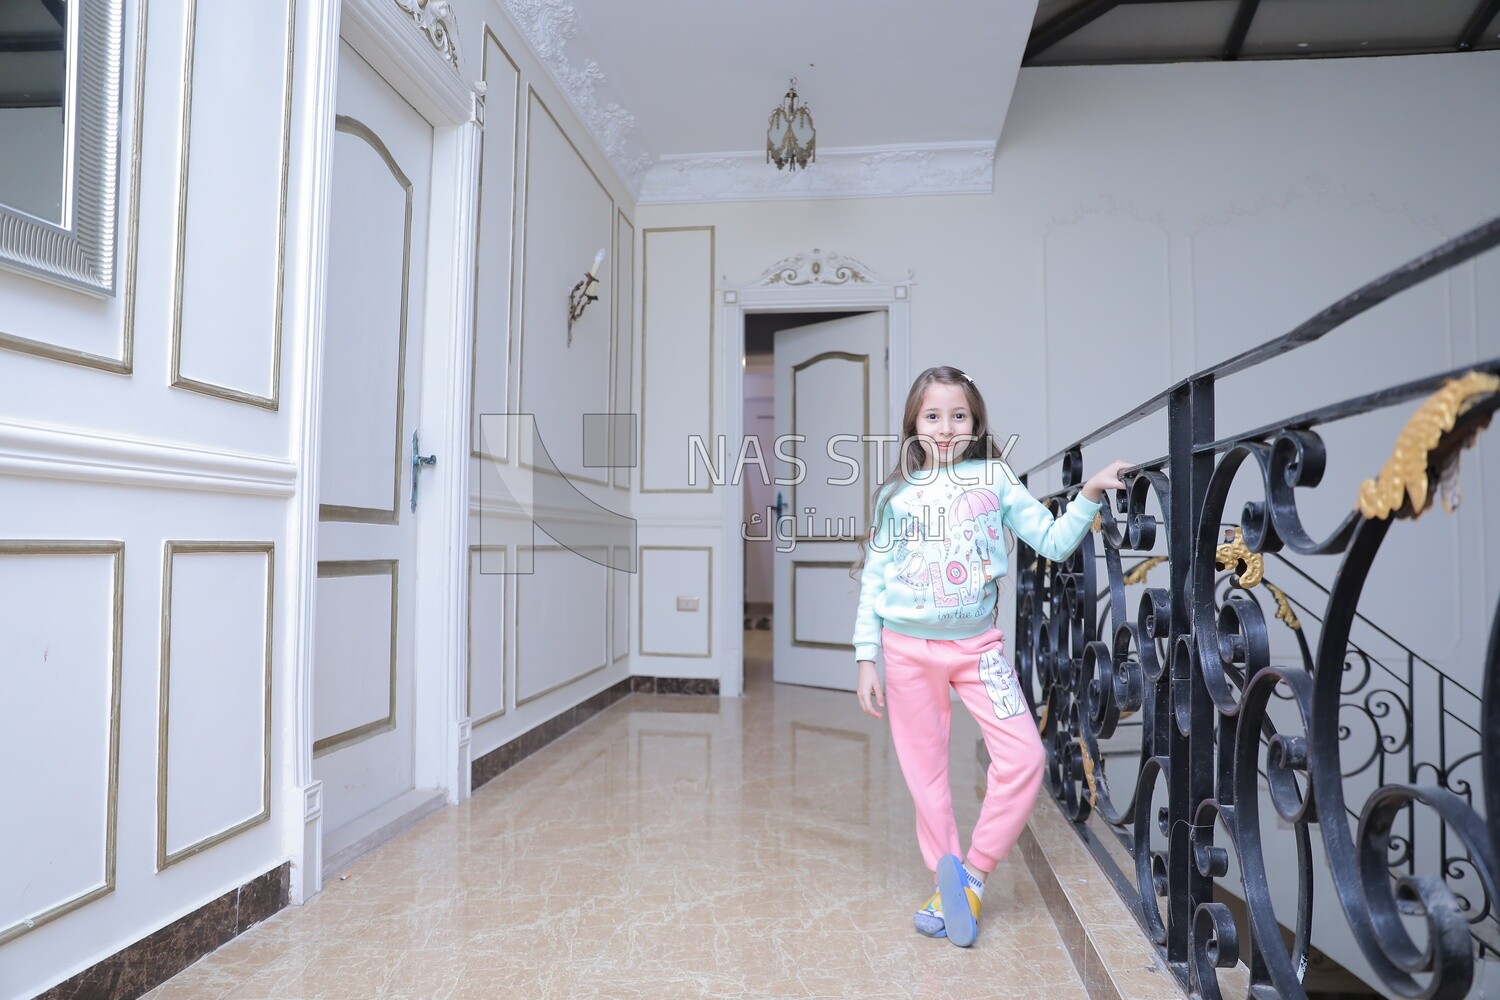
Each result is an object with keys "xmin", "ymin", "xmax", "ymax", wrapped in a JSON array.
[
  {"xmin": 503, "ymin": 0, "xmax": 1040, "ymax": 202},
  {"xmin": 566, "ymin": 0, "xmax": 1040, "ymax": 155}
]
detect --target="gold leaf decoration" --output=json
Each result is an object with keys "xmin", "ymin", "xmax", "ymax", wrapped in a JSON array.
[
  {"xmin": 1076, "ymin": 737, "xmax": 1099, "ymax": 806},
  {"xmin": 1357, "ymin": 372, "xmax": 1500, "ymax": 520},
  {"xmin": 1263, "ymin": 581, "xmax": 1302, "ymax": 633},
  {"xmin": 1123, "ymin": 556, "xmax": 1168, "ymax": 586},
  {"xmin": 1215, "ymin": 527, "xmax": 1264, "ymax": 588}
]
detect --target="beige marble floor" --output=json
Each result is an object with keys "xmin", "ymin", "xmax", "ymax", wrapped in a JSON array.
[{"xmin": 146, "ymin": 634, "xmax": 1086, "ymax": 999}]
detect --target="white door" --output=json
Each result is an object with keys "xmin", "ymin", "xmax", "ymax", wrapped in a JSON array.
[
  {"xmin": 312, "ymin": 43, "xmax": 434, "ymax": 846},
  {"xmin": 772, "ymin": 313, "xmax": 888, "ymax": 690}
]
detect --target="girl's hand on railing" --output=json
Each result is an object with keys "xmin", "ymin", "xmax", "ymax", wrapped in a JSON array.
[{"xmin": 1082, "ymin": 459, "xmax": 1133, "ymax": 503}]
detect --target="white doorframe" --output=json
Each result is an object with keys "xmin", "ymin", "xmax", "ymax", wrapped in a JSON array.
[
  {"xmin": 282, "ymin": 0, "xmax": 481, "ymax": 904},
  {"xmin": 717, "ymin": 251, "xmax": 913, "ymax": 699}
]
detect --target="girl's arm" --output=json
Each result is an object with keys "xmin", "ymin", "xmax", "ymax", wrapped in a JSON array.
[
  {"xmin": 1000, "ymin": 460, "xmax": 1129, "ymax": 562},
  {"xmin": 851, "ymin": 502, "xmax": 897, "ymax": 663}
]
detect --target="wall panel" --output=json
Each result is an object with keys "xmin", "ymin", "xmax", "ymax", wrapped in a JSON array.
[
  {"xmin": 468, "ymin": 545, "xmax": 507, "ymax": 724},
  {"xmin": 470, "ymin": 27, "xmax": 521, "ymax": 461},
  {"xmin": 0, "ymin": 543, "xmax": 122, "ymax": 945},
  {"xmin": 639, "ymin": 545, "xmax": 711, "ymax": 658},
  {"xmin": 518, "ymin": 90, "xmax": 614, "ymax": 486},
  {"xmin": 158, "ymin": 542, "xmax": 273, "ymax": 868},
  {"xmin": 514, "ymin": 545, "xmax": 609, "ymax": 703},
  {"xmin": 640, "ymin": 227, "xmax": 713, "ymax": 493},
  {"xmin": 170, "ymin": 0, "xmax": 296, "ymax": 407}
]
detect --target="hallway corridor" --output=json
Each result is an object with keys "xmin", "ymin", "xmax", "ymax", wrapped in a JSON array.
[{"xmin": 143, "ymin": 635, "xmax": 1085, "ymax": 999}]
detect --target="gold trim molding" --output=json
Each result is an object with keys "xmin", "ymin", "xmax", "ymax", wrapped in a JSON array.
[
  {"xmin": 515, "ymin": 545, "xmax": 612, "ymax": 705},
  {"xmin": 790, "ymin": 560, "xmax": 856, "ymax": 650},
  {"xmin": 516, "ymin": 87, "xmax": 615, "ymax": 489},
  {"xmin": 318, "ymin": 115, "xmax": 416, "ymax": 525},
  {"xmin": 789, "ymin": 351, "xmax": 869, "ymax": 540},
  {"xmin": 313, "ymin": 559, "xmax": 399, "ymax": 755},
  {"xmin": 639, "ymin": 226, "xmax": 715, "ymax": 494},
  {"xmin": 467, "ymin": 544, "xmax": 508, "ymax": 726},
  {"xmin": 0, "ymin": 541, "xmax": 123, "ymax": 946},
  {"xmin": 168, "ymin": 0, "xmax": 297, "ymax": 409},
  {"xmin": 157, "ymin": 541, "xmax": 275, "ymax": 870},
  {"xmin": 468, "ymin": 25, "xmax": 521, "ymax": 464},
  {"xmin": 638, "ymin": 545, "xmax": 713, "ymax": 658}
]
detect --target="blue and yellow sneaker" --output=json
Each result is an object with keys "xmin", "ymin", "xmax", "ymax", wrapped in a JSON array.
[
  {"xmin": 914, "ymin": 890, "xmax": 947, "ymax": 938},
  {"xmin": 936, "ymin": 854, "xmax": 982, "ymax": 947}
]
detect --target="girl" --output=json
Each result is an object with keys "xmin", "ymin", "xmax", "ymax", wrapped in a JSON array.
[{"xmin": 852, "ymin": 365, "xmax": 1128, "ymax": 948}]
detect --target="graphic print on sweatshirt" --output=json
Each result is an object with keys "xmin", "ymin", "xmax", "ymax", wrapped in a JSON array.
[
  {"xmin": 890, "ymin": 484, "xmax": 1002, "ymax": 622},
  {"xmin": 977, "ymin": 646, "xmax": 1026, "ymax": 721}
]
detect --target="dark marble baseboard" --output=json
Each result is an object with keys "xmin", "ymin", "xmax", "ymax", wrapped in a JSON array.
[
  {"xmin": 630, "ymin": 675, "xmax": 720, "ymax": 696},
  {"xmin": 40, "ymin": 863, "xmax": 289, "ymax": 1000},
  {"xmin": 470, "ymin": 675, "xmax": 720, "ymax": 792}
]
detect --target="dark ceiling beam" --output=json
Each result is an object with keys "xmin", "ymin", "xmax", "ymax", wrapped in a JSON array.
[
  {"xmin": 0, "ymin": 34, "xmax": 65, "ymax": 52},
  {"xmin": 1025, "ymin": 0, "xmax": 1123, "ymax": 62},
  {"xmin": 39, "ymin": 0, "xmax": 67, "ymax": 29},
  {"xmin": 1221, "ymin": 0, "xmax": 1260, "ymax": 60},
  {"xmin": 1457, "ymin": 0, "xmax": 1500, "ymax": 50}
]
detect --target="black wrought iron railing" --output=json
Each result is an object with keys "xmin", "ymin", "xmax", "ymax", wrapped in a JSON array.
[{"xmin": 1015, "ymin": 215, "xmax": 1500, "ymax": 1000}]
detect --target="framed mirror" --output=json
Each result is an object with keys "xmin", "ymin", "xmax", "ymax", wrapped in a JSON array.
[{"xmin": 0, "ymin": 0, "xmax": 123, "ymax": 295}]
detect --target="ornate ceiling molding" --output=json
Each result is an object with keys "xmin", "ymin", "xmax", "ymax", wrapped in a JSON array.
[
  {"xmin": 639, "ymin": 141, "xmax": 996, "ymax": 205},
  {"xmin": 500, "ymin": 0, "xmax": 653, "ymax": 193}
]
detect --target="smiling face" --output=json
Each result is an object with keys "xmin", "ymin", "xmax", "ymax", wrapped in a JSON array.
[{"xmin": 915, "ymin": 381, "xmax": 972, "ymax": 467}]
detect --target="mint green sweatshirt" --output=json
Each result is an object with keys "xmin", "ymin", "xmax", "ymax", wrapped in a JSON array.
[{"xmin": 852, "ymin": 459, "xmax": 1102, "ymax": 662}]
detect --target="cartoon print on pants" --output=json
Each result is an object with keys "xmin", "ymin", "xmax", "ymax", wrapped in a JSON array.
[{"xmin": 978, "ymin": 646, "xmax": 1026, "ymax": 721}]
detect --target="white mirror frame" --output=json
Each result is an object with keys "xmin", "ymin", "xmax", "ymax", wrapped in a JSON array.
[{"xmin": 0, "ymin": 0, "xmax": 124, "ymax": 296}]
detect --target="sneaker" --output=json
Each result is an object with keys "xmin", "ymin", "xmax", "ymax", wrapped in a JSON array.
[
  {"xmin": 914, "ymin": 891, "xmax": 946, "ymax": 938},
  {"xmin": 936, "ymin": 854, "xmax": 981, "ymax": 947}
]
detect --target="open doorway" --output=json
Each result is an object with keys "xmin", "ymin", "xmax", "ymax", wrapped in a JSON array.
[{"xmin": 741, "ymin": 310, "xmax": 886, "ymax": 695}]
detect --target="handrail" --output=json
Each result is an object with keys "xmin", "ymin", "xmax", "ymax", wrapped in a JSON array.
[
  {"xmin": 1021, "ymin": 215, "xmax": 1500, "ymax": 479},
  {"xmin": 1013, "ymin": 214, "xmax": 1500, "ymax": 999}
]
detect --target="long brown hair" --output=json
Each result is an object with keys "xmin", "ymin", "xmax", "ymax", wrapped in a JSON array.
[{"xmin": 850, "ymin": 366, "xmax": 1007, "ymax": 576}]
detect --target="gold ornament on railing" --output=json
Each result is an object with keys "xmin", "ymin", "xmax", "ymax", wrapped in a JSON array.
[
  {"xmin": 1215, "ymin": 527, "xmax": 1264, "ymax": 588},
  {"xmin": 1123, "ymin": 556, "xmax": 1167, "ymax": 586},
  {"xmin": 1262, "ymin": 580, "xmax": 1302, "ymax": 632},
  {"xmin": 1357, "ymin": 371, "xmax": 1500, "ymax": 520}
]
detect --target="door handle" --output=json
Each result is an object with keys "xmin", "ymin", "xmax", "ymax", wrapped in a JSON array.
[{"xmin": 410, "ymin": 431, "xmax": 437, "ymax": 513}]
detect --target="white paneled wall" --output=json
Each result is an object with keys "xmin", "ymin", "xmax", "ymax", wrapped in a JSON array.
[
  {"xmin": 1, "ymin": 0, "xmax": 642, "ymax": 992},
  {"xmin": 170, "ymin": 0, "xmax": 295, "ymax": 407},
  {"xmin": 640, "ymin": 227, "xmax": 715, "ymax": 494},
  {"xmin": 459, "ymin": 3, "xmax": 636, "ymax": 765},
  {"xmin": 158, "ymin": 544, "xmax": 273, "ymax": 869},
  {"xmin": 0, "ymin": 544, "xmax": 121, "ymax": 947}
]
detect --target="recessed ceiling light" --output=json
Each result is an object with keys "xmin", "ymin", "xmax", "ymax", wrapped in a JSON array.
[{"xmin": 1296, "ymin": 42, "xmax": 1309, "ymax": 48}]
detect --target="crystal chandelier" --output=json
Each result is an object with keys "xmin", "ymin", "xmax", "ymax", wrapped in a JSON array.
[{"xmin": 766, "ymin": 78, "xmax": 816, "ymax": 171}]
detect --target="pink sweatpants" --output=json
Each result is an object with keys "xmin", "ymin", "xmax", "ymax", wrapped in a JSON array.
[{"xmin": 882, "ymin": 626, "xmax": 1045, "ymax": 875}]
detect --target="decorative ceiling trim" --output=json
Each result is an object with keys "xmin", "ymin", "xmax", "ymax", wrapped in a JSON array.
[
  {"xmin": 500, "ymin": 0, "xmax": 653, "ymax": 194},
  {"xmin": 638, "ymin": 141, "xmax": 997, "ymax": 205}
]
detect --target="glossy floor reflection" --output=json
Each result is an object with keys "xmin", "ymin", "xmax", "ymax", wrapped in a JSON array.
[{"xmin": 146, "ymin": 633, "xmax": 1085, "ymax": 999}]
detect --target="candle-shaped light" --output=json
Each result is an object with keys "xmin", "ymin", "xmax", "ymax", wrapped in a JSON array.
[{"xmin": 590, "ymin": 248, "xmax": 606, "ymax": 278}]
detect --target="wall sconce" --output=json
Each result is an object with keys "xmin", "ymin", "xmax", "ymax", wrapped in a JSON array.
[
  {"xmin": 567, "ymin": 248, "xmax": 606, "ymax": 346},
  {"xmin": 767, "ymin": 77, "xmax": 815, "ymax": 171}
]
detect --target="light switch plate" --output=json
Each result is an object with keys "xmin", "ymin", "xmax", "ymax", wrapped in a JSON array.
[{"xmin": 676, "ymin": 596, "xmax": 699, "ymax": 612}]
